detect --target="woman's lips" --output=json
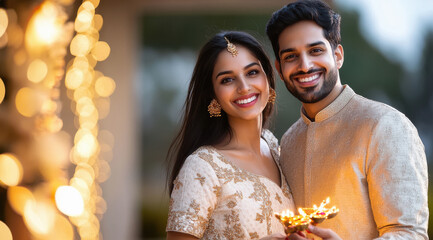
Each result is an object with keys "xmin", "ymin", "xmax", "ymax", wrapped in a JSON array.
[{"xmin": 234, "ymin": 93, "xmax": 259, "ymax": 107}]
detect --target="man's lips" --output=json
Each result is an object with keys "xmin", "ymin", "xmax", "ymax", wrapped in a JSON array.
[{"xmin": 291, "ymin": 69, "xmax": 324, "ymax": 87}]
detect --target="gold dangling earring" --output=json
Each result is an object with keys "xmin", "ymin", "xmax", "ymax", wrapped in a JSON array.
[
  {"xmin": 268, "ymin": 88, "xmax": 276, "ymax": 104},
  {"xmin": 208, "ymin": 99, "xmax": 221, "ymax": 117}
]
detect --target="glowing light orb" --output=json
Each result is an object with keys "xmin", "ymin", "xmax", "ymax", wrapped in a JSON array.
[
  {"xmin": 0, "ymin": 153, "xmax": 23, "ymax": 187},
  {"xmin": 95, "ymin": 76, "xmax": 115, "ymax": 97},
  {"xmin": 0, "ymin": 9, "xmax": 8, "ymax": 38},
  {"xmin": 23, "ymin": 199, "xmax": 56, "ymax": 235},
  {"xmin": 27, "ymin": 59, "xmax": 48, "ymax": 83},
  {"xmin": 55, "ymin": 186, "xmax": 85, "ymax": 217},
  {"xmin": 0, "ymin": 77, "xmax": 5, "ymax": 104},
  {"xmin": 7, "ymin": 186, "xmax": 34, "ymax": 215},
  {"xmin": 0, "ymin": 221, "xmax": 13, "ymax": 240}
]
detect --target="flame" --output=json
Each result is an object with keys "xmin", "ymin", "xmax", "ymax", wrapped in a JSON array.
[
  {"xmin": 298, "ymin": 208, "xmax": 307, "ymax": 217},
  {"xmin": 317, "ymin": 197, "xmax": 330, "ymax": 212}
]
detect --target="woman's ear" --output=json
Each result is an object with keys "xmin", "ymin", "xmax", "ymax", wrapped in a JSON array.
[{"xmin": 334, "ymin": 44, "xmax": 344, "ymax": 69}]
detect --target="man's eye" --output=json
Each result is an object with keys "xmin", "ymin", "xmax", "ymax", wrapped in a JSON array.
[
  {"xmin": 283, "ymin": 54, "xmax": 296, "ymax": 61},
  {"xmin": 311, "ymin": 48, "xmax": 323, "ymax": 54}
]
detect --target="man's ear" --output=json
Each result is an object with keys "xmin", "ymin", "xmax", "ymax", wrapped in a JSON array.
[
  {"xmin": 275, "ymin": 59, "xmax": 283, "ymax": 80},
  {"xmin": 334, "ymin": 44, "xmax": 344, "ymax": 69}
]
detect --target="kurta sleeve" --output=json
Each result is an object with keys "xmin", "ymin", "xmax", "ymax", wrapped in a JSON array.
[
  {"xmin": 166, "ymin": 151, "xmax": 221, "ymax": 238},
  {"xmin": 366, "ymin": 111, "xmax": 428, "ymax": 239}
]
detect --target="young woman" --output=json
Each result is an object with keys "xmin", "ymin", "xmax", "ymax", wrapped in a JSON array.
[{"xmin": 165, "ymin": 31, "xmax": 294, "ymax": 240}]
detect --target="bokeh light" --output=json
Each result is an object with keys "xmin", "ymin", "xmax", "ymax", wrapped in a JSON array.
[
  {"xmin": 55, "ymin": 186, "xmax": 85, "ymax": 217},
  {"xmin": 0, "ymin": 221, "xmax": 13, "ymax": 240},
  {"xmin": 7, "ymin": 186, "xmax": 34, "ymax": 215},
  {"xmin": 23, "ymin": 199, "xmax": 56, "ymax": 235},
  {"xmin": 70, "ymin": 34, "xmax": 91, "ymax": 57},
  {"xmin": 27, "ymin": 59, "xmax": 48, "ymax": 83},
  {"xmin": 91, "ymin": 41, "xmax": 110, "ymax": 61},
  {"xmin": 15, "ymin": 87, "xmax": 46, "ymax": 117},
  {"xmin": 0, "ymin": 153, "xmax": 23, "ymax": 187},
  {"xmin": 0, "ymin": 9, "xmax": 8, "ymax": 38},
  {"xmin": 25, "ymin": 1, "xmax": 64, "ymax": 49},
  {"xmin": 95, "ymin": 76, "xmax": 115, "ymax": 97},
  {"xmin": 0, "ymin": 77, "xmax": 5, "ymax": 104}
]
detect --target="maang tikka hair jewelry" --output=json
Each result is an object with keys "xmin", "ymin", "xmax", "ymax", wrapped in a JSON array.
[
  {"xmin": 224, "ymin": 37, "xmax": 238, "ymax": 57},
  {"xmin": 208, "ymin": 99, "xmax": 222, "ymax": 117},
  {"xmin": 268, "ymin": 88, "xmax": 276, "ymax": 104}
]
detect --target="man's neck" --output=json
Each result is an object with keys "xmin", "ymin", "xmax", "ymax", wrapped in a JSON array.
[{"xmin": 302, "ymin": 83, "xmax": 344, "ymax": 121}]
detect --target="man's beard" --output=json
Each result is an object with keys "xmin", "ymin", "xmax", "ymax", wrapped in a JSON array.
[{"xmin": 283, "ymin": 67, "xmax": 338, "ymax": 103}]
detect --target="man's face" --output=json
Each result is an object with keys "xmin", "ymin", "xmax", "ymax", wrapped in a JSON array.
[{"xmin": 276, "ymin": 21, "xmax": 343, "ymax": 103}]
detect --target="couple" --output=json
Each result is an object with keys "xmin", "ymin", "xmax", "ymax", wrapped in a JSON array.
[{"xmin": 165, "ymin": 0, "xmax": 428, "ymax": 239}]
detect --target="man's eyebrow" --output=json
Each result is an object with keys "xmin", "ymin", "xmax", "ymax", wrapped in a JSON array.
[
  {"xmin": 279, "ymin": 41, "xmax": 326, "ymax": 56},
  {"xmin": 279, "ymin": 47, "xmax": 295, "ymax": 56},
  {"xmin": 308, "ymin": 41, "xmax": 326, "ymax": 47}
]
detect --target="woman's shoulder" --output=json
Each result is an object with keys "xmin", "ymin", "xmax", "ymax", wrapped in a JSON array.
[
  {"xmin": 261, "ymin": 129, "xmax": 279, "ymax": 151},
  {"xmin": 183, "ymin": 146, "xmax": 222, "ymax": 170}
]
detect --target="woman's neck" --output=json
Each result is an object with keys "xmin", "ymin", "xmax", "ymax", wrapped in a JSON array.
[{"xmin": 217, "ymin": 117, "xmax": 262, "ymax": 153}]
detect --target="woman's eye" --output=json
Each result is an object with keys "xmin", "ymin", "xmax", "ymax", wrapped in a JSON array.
[
  {"xmin": 247, "ymin": 70, "xmax": 259, "ymax": 76},
  {"xmin": 221, "ymin": 77, "xmax": 233, "ymax": 84}
]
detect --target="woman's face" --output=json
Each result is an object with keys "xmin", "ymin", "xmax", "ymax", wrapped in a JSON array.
[{"xmin": 212, "ymin": 45, "xmax": 270, "ymax": 122}]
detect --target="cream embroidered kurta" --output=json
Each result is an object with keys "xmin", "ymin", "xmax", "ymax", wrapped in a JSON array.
[
  {"xmin": 166, "ymin": 130, "xmax": 295, "ymax": 239},
  {"xmin": 281, "ymin": 85, "xmax": 428, "ymax": 240}
]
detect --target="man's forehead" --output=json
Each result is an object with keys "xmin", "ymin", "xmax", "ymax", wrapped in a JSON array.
[{"xmin": 278, "ymin": 21, "xmax": 329, "ymax": 49}]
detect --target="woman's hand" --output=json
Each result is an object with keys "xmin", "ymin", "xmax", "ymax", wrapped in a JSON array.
[
  {"xmin": 286, "ymin": 225, "xmax": 342, "ymax": 240},
  {"xmin": 260, "ymin": 233, "xmax": 288, "ymax": 240}
]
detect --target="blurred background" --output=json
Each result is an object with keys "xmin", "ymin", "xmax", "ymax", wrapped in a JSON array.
[{"xmin": 0, "ymin": 0, "xmax": 432, "ymax": 239}]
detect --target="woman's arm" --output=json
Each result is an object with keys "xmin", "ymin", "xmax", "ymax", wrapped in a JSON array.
[{"xmin": 166, "ymin": 231, "xmax": 199, "ymax": 240}]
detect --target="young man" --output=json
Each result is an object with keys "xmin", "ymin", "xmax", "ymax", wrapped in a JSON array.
[{"xmin": 266, "ymin": 0, "xmax": 428, "ymax": 239}]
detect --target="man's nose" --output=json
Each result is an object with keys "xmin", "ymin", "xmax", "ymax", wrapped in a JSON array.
[{"xmin": 298, "ymin": 53, "xmax": 313, "ymax": 73}]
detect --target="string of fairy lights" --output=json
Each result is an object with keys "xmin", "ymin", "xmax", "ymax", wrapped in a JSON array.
[{"xmin": 0, "ymin": 0, "xmax": 114, "ymax": 239}]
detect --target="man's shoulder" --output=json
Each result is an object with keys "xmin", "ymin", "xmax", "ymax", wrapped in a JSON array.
[
  {"xmin": 349, "ymin": 94, "xmax": 416, "ymax": 132},
  {"xmin": 349, "ymin": 94, "xmax": 406, "ymax": 120}
]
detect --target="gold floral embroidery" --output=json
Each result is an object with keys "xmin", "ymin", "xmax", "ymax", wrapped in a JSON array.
[
  {"xmin": 213, "ymin": 185, "xmax": 222, "ymax": 197},
  {"xmin": 227, "ymin": 200, "xmax": 237, "ymax": 209},
  {"xmin": 249, "ymin": 232, "xmax": 260, "ymax": 239},
  {"xmin": 195, "ymin": 173, "xmax": 205, "ymax": 186},
  {"xmin": 173, "ymin": 177, "xmax": 183, "ymax": 190},
  {"xmin": 166, "ymin": 199, "xmax": 208, "ymax": 238},
  {"xmin": 275, "ymin": 194, "xmax": 282, "ymax": 204},
  {"xmin": 249, "ymin": 181, "xmax": 272, "ymax": 234},
  {"xmin": 223, "ymin": 210, "xmax": 245, "ymax": 239}
]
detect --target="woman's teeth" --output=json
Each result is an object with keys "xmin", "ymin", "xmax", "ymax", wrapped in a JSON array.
[
  {"xmin": 235, "ymin": 95, "xmax": 257, "ymax": 104},
  {"xmin": 299, "ymin": 74, "xmax": 319, "ymax": 83}
]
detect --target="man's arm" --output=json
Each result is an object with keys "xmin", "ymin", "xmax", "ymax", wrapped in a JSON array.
[{"xmin": 366, "ymin": 111, "xmax": 428, "ymax": 239}]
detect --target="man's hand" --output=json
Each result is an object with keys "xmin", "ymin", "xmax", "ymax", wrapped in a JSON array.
[{"xmin": 307, "ymin": 225, "xmax": 342, "ymax": 240}]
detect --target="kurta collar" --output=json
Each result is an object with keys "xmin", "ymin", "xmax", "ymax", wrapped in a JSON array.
[{"xmin": 301, "ymin": 85, "xmax": 355, "ymax": 124}]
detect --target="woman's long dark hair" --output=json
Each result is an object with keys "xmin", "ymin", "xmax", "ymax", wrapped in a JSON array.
[{"xmin": 166, "ymin": 31, "xmax": 276, "ymax": 194}]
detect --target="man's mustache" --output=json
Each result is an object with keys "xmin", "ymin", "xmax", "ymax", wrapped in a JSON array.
[{"xmin": 290, "ymin": 68, "xmax": 325, "ymax": 79}]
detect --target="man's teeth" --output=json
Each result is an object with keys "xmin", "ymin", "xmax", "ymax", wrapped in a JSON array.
[
  {"xmin": 299, "ymin": 74, "xmax": 319, "ymax": 83},
  {"xmin": 236, "ymin": 95, "xmax": 257, "ymax": 104}
]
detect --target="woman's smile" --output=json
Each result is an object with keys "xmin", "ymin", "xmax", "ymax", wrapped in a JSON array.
[{"xmin": 234, "ymin": 93, "xmax": 259, "ymax": 107}]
